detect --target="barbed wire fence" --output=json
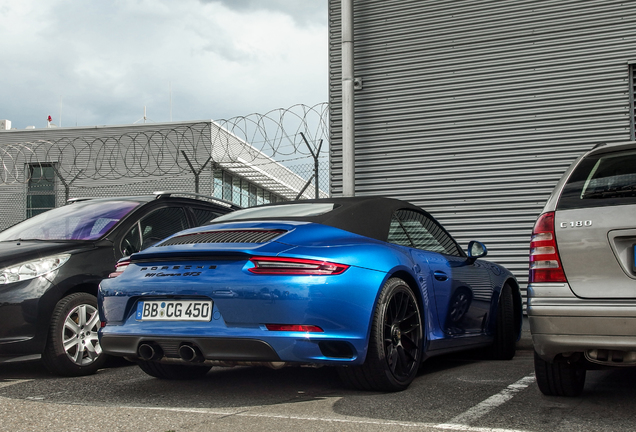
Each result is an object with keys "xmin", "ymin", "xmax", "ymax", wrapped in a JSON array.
[
  {"xmin": 215, "ymin": 102, "xmax": 330, "ymax": 198},
  {"xmin": 0, "ymin": 103, "xmax": 330, "ymax": 229}
]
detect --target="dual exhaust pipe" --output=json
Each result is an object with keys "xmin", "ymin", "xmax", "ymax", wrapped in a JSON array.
[
  {"xmin": 137, "ymin": 342, "xmax": 204, "ymax": 363},
  {"xmin": 137, "ymin": 342, "xmax": 289, "ymax": 369}
]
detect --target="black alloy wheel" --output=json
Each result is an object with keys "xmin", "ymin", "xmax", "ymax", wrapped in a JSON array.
[
  {"xmin": 338, "ymin": 277, "xmax": 423, "ymax": 392},
  {"xmin": 383, "ymin": 285, "xmax": 422, "ymax": 381}
]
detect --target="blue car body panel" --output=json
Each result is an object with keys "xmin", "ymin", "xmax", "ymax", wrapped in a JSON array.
[{"xmin": 98, "ymin": 201, "xmax": 521, "ymax": 367}]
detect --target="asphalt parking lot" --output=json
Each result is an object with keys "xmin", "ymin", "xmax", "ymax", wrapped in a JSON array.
[{"xmin": 1, "ymin": 322, "xmax": 635, "ymax": 432}]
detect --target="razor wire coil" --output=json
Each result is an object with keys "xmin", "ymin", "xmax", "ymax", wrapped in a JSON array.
[{"xmin": 0, "ymin": 103, "xmax": 329, "ymax": 190}]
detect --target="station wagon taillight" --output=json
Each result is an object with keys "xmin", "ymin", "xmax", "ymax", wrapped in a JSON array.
[
  {"xmin": 529, "ymin": 212, "xmax": 567, "ymax": 283},
  {"xmin": 248, "ymin": 257, "xmax": 349, "ymax": 275}
]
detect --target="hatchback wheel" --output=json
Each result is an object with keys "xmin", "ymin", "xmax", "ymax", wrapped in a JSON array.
[
  {"xmin": 338, "ymin": 278, "xmax": 422, "ymax": 392},
  {"xmin": 42, "ymin": 293, "xmax": 107, "ymax": 376}
]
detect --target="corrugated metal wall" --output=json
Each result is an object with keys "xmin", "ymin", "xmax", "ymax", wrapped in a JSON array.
[{"xmin": 329, "ymin": 0, "xmax": 636, "ymax": 296}]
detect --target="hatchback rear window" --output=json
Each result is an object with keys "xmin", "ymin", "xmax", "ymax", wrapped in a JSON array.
[{"xmin": 557, "ymin": 149, "xmax": 636, "ymax": 210}]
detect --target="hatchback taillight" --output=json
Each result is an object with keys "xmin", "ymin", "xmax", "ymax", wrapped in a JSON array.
[
  {"xmin": 529, "ymin": 212, "xmax": 567, "ymax": 283},
  {"xmin": 248, "ymin": 257, "xmax": 349, "ymax": 275},
  {"xmin": 108, "ymin": 259, "xmax": 130, "ymax": 278}
]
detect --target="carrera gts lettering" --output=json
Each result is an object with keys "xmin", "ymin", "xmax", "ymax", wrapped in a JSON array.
[{"xmin": 144, "ymin": 272, "xmax": 202, "ymax": 278}]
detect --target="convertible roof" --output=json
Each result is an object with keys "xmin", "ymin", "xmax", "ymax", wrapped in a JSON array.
[{"xmin": 222, "ymin": 196, "xmax": 427, "ymax": 242}]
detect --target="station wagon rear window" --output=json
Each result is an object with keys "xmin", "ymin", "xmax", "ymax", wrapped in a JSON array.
[{"xmin": 558, "ymin": 149, "xmax": 636, "ymax": 210}]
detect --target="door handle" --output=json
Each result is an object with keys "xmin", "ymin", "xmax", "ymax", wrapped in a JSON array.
[{"xmin": 434, "ymin": 271, "xmax": 448, "ymax": 281}]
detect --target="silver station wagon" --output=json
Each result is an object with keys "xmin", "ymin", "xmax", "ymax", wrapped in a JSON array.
[{"xmin": 528, "ymin": 141, "xmax": 636, "ymax": 396}]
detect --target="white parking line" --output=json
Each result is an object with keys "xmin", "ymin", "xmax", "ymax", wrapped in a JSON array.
[
  {"xmin": 4, "ymin": 373, "xmax": 535, "ymax": 432},
  {"xmin": 128, "ymin": 405, "xmax": 532, "ymax": 431},
  {"xmin": 437, "ymin": 374, "xmax": 536, "ymax": 429},
  {"xmin": 0, "ymin": 380, "xmax": 32, "ymax": 389},
  {"xmin": 435, "ymin": 425, "xmax": 529, "ymax": 432},
  {"xmin": 124, "ymin": 375, "xmax": 535, "ymax": 432}
]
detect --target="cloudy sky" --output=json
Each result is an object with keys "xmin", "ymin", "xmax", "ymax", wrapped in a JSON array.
[{"xmin": 0, "ymin": 0, "xmax": 328, "ymax": 130}]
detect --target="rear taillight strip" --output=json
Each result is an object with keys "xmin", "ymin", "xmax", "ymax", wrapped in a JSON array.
[
  {"xmin": 529, "ymin": 212, "xmax": 567, "ymax": 283},
  {"xmin": 248, "ymin": 256, "xmax": 349, "ymax": 275}
]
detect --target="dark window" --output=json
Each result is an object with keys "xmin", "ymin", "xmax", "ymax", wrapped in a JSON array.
[
  {"xmin": 233, "ymin": 176, "xmax": 242, "ymax": 205},
  {"xmin": 222, "ymin": 172, "xmax": 233, "ymax": 202},
  {"xmin": 558, "ymin": 149, "xmax": 636, "ymax": 210},
  {"xmin": 391, "ymin": 209, "xmax": 461, "ymax": 256},
  {"xmin": 213, "ymin": 170, "xmax": 223, "ymax": 200},
  {"xmin": 27, "ymin": 163, "xmax": 56, "ymax": 218},
  {"xmin": 249, "ymin": 184, "xmax": 257, "ymax": 207},
  {"xmin": 121, "ymin": 207, "xmax": 189, "ymax": 255},
  {"xmin": 192, "ymin": 208, "xmax": 223, "ymax": 226}
]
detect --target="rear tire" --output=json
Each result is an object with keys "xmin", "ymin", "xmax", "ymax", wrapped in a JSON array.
[
  {"xmin": 534, "ymin": 350, "xmax": 586, "ymax": 396},
  {"xmin": 338, "ymin": 278, "xmax": 422, "ymax": 392},
  {"xmin": 486, "ymin": 283, "xmax": 516, "ymax": 360},
  {"xmin": 137, "ymin": 360, "xmax": 211, "ymax": 379},
  {"xmin": 42, "ymin": 293, "xmax": 108, "ymax": 376}
]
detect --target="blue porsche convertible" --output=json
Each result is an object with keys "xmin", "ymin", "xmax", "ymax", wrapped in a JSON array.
[{"xmin": 98, "ymin": 197, "xmax": 522, "ymax": 391}]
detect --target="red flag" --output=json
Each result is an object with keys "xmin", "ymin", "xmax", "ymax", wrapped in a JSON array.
[{"xmin": 47, "ymin": 115, "xmax": 52, "ymax": 122}]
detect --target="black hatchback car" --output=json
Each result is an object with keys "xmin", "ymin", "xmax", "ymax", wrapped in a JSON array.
[{"xmin": 0, "ymin": 192, "xmax": 236, "ymax": 376}]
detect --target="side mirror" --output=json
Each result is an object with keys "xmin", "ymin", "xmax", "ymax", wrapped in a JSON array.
[{"xmin": 467, "ymin": 240, "xmax": 488, "ymax": 262}]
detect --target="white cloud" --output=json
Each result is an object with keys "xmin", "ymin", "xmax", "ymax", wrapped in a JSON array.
[{"xmin": 0, "ymin": 0, "xmax": 327, "ymax": 129}]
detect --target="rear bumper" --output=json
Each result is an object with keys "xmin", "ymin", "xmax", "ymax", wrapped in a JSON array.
[
  {"xmin": 527, "ymin": 283, "xmax": 636, "ymax": 361},
  {"xmin": 101, "ymin": 334, "xmax": 281, "ymax": 361},
  {"xmin": 99, "ymin": 331, "xmax": 362, "ymax": 365}
]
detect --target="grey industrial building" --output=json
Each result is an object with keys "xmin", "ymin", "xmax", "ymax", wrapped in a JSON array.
[
  {"xmin": 328, "ymin": 0, "xmax": 636, "ymax": 295},
  {"xmin": 0, "ymin": 120, "xmax": 324, "ymax": 231}
]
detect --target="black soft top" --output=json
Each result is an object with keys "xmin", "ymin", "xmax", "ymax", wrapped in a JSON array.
[{"xmin": 214, "ymin": 196, "xmax": 428, "ymax": 242}]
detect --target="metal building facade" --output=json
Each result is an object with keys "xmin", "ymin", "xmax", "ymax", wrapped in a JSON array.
[{"xmin": 329, "ymin": 0, "xmax": 636, "ymax": 295}]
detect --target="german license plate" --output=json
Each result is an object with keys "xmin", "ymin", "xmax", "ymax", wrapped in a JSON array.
[{"xmin": 136, "ymin": 300, "xmax": 213, "ymax": 321}]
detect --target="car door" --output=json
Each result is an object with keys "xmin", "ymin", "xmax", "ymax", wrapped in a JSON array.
[{"xmin": 392, "ymin": 209, "xmax": 492, "ymax": 335}]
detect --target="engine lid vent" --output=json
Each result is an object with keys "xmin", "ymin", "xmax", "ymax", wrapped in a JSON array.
[{"xmin": 158, "ymin": 229, "xmax": 287, "ymax": 246}]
